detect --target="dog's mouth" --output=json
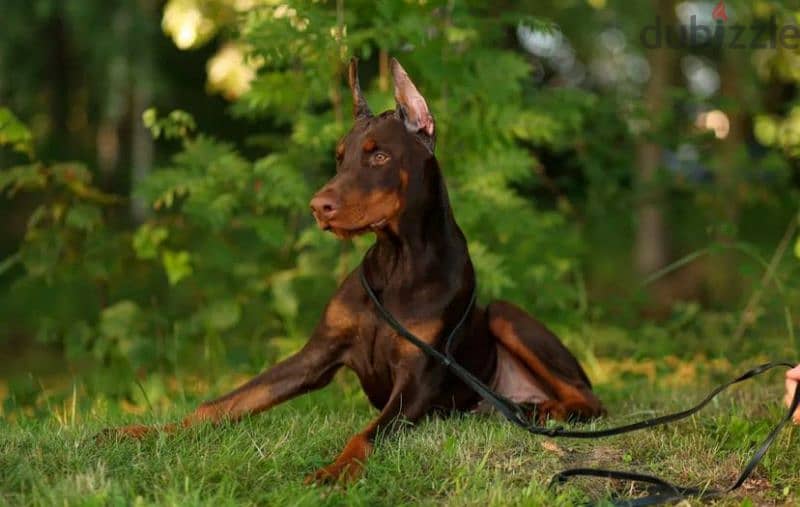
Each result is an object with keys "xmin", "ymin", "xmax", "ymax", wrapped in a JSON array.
[{"xmin": 317, "ymin": 217, "xmax": 388, "ymax": 238}]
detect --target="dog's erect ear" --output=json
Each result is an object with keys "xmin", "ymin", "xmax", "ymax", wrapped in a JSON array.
[
  {"xmin": 348, "ymin": 58, "xmax": 372, "ymax": 120},
  {"xmin": 391, "ymin": 58, "xmax": 435, "ymax": 149}
]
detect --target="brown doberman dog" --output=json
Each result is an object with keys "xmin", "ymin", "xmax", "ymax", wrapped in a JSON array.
[{"xmin": 109, "ymin": 58, "xmax": 603, "ymax": 484}]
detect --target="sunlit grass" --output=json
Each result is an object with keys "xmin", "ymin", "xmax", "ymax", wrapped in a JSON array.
[{"xmin": 2, "ymin": 367, "xmax": 798, "ymax": 506}]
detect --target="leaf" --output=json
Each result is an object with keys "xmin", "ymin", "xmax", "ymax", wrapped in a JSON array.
[
  {"xmin": 64, "ymin": 321, "xmax": 93, "ymax": 361},
  {"xmin": 65, "ymin": 204, "xmax": 102, "ymax": 232},
  {"xmin": 0, "ymin": 164, "xmax": 46, "ymax": 196},
  {"xmin": 142, "ymin": 108, "xmax": 158, "ymax": 131},
  {"xmin": 99, "ymin": 300, "xmax": 143, "ymax": 357},
  {"xmin": 51, "ymin": 163, "xmax": 92, "ymax": 185},
  {"xmin": 143, "ymin": 108, "xmax": 196, "ymax": 140},
  {"xmin": 467, "ymin": 241, "xmax": 514, "ymax": 298},
  {"xmin": 206, "ymin": 193, "xmax": 238, "ymax": 230},
  {"xmin": 133, "ymin": 224, "xmax": 169, "ymax": 260},
  {"xmin": 247, "ymin": 215, "xmax": 286, "ymax": 248},
  {"xmin": 99, "ymin": 301, "xmax": 141, "ymax": 338},
  {"xmin": 19, "ymin": 230, "xmax": 63, "ymax": 278},
  {"xmin": 162, "ymin": 249, "xmax": 193, "ymax": 285},
  {"xmin": 271, "ymin": 270, "xmax": 298, "ymax": 322},
  {"xmin": 199, "ymin": 299, "xmax": 242, "ymax": 332},
  {"xmin": 135, "ymin": 168, "xmax": 194, "ymax": 210},
  {"xmin": 540, "ymin": 441, "xmax": 565, "ymax": 456},
  {"xmin": 0, "ymin": 107, "xmax": 34, "ymax": 156},
  {"xmin": 795, "ymin": 237, "xmax": 800, "ymax": 261},
  {"xmin": 252, "ymin": 154, "xmax": 309, "ymax": 209}
]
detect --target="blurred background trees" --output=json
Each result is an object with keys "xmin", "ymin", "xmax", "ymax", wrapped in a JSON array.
[{"xmin": 1, "ymin": 0, "xmax": 799, "ymax": 415}]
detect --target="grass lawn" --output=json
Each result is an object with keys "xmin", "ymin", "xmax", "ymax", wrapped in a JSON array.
[{"xmin": 1, "ymin": 362, "xmax": 798, "ymax": 507}]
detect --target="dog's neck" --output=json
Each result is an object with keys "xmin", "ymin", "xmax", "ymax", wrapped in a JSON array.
[{"xmin": 366, "ymin": 156, "xmax": 472, "ymax": 294}]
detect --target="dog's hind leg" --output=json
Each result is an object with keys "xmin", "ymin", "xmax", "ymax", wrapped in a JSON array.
[{"xmin": 486, "ymin": 301, "xmax": 604, "ymax": 422}]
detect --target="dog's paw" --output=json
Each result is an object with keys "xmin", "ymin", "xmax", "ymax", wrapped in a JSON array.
[
  {"xmin": 533, "ymin": 400, "xmax": 567, "ymax": 424},
  {"xmin": 303, "ymin": 460, "xmax": 363, "ymax": 485}
]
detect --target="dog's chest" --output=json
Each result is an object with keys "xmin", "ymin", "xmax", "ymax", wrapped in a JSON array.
[{"xmin": 346, "ymin": 311, "xmax": 444, "ymax": 409}]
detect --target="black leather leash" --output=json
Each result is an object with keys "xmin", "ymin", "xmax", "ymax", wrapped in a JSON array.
[{"xmin": 359, "ymin": 263, "xmax": 800, "ymax": 506}]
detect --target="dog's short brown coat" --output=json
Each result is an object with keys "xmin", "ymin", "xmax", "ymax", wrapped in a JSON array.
[{"xmin": 109, "ymin": 58, "xmax": 603, "ymax": 484}]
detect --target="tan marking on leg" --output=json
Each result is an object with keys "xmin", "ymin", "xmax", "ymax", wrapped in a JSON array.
[
  {"xmin": 305, "ymin": 433, "xmax": 374, "ymax": 484},
  {"xmin": 324, "ymin": 298, "xmax": 357, "ymax": 330},
  {"xmin": 490, "ymin": 315, "xmax": 603, "ymax": 420}
]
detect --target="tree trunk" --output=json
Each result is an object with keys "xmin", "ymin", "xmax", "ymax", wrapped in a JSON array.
[
  {"xmin": 634, "ymin": 0, "xmax": 677, "ymax": 278},
  {"xmin": 130, "ymin": 2, "xmax": 156, "ymax": 222},
  {"xmin": 47, "ymin": 10, "xmax": 70, "ymax": 152},
  {"xmin": 97, "ymin": 9, "xmax": 129, "ymax": 179}
]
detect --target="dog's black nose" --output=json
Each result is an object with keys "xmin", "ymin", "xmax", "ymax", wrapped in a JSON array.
[{"xmin": 310, "ymin": 193, "xmax": 339, "ymax": 221}]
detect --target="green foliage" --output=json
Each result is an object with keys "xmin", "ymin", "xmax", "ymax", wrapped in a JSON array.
[
  {"xmin": 132, "ymin": 224, "xmax": 169, "ymax": 260},
  {"xmin": 2, "ymin": 0, "xmax": 800, "ymax": 414},
  {"xmin": 161, "ymin": 249, "xmax": 193, "ymax": 285},
  {"xmin": 0, "ymin": 1, "xmax": 588, "ymax": 404},
  {"xmin": 142, "ymin": 108, "xmax": 197, "ymax": 141},
  {"xmin": 0, "ymin": 108, "xmax": 33, "ymax": 157}
]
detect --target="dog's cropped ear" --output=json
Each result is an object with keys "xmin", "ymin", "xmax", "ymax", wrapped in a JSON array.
[
  {"xmin": 391, "ymin": 58, "xmax": 435, "ymax": 151},
  {"xmin": 348, "ymin": 58, "xmax": 372, "ymax": 120}
]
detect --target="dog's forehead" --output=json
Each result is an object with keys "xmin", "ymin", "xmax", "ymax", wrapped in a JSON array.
[{"xmin": 345, "ymin": 113, "xmax": 407, "ymax": 147}]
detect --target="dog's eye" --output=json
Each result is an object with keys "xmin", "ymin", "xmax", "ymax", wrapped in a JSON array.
[{"xmin": 370, "ymin": 152, "xmax": 390, "ymax": 165}]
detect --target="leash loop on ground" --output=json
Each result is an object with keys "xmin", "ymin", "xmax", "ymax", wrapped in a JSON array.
[{"xmin": 359, "ymin": 260, "xmax": 799, "ymax": 506}]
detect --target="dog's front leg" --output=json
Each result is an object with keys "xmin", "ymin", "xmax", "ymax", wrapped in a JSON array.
[
  {"xmin": 305, "ymin": 366, "xmax": 435, "ymax": 484},
  {"xmin": 183, "ymin": 336, "xmax": 347, "ymax": 427},
  {"xmin": 104, "ymin": 307, "xmax": 352, "ymax": 439}
]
